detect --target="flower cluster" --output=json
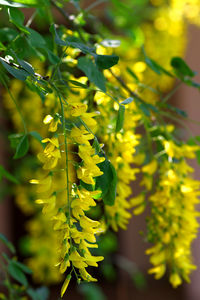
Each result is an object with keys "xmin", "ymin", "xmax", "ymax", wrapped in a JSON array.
[{"xmin": 146, "ymin": 144, "xmax": 200, "ymax": 287}]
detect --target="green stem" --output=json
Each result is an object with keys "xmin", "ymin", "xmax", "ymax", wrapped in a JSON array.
[
  {"xmin": 58, "ymin": 94, "xmax": 71, "ymax": 221},
  {"xmin": 50, "ymin": 0, "xmax": 86, "ymax": 43},
  {"xmin": 50, "ymin": 46, "xmax": 68, "ymax": 81},
  {"xmin": 161, "ymin": 81, "xmax": 182, "ymax": 104},
  {"xmin": 2, "ymin": 80, "xmax": 27, "ymax": 134}
]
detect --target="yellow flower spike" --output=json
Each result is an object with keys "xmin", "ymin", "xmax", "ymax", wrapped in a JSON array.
[
  {"xmin": 61, "ymin": 274, "xmax": 71, "ymax": 298},
  {"xmin": 169, "ymin": 273, "xmax": 182, "ymax": 288}
]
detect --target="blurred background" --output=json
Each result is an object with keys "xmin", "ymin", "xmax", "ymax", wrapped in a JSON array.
[{"xmin": 0, "ymin": 1, "xmax": 200, "ymax": 299}]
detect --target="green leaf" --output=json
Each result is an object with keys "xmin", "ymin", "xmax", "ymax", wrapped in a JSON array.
[
  {"xmin": 0, "ymin": 165, "xmax": 19, "ymax": 184},
  {"xmin": 78, "ymin": 57, "xmax": 106, "ymax": 92},
  {"xmin": 69, "ymin": 80, "xmax": 88, "ymax": 89},
  {"xmin": 143, "ymin": 49, "xmax": 172, "ymax": 77},
  {"xmin": 11, "ymin": 260, "xmax": 32, "ymax": 274},
  {"xmin": 29, "ymin": 131, "xmax": 43, "ymax": 144},
  {"xmin": 66, "ymin": 36, "xmax": 95, "ymax": 54},
  {"xmin": 14, "ymin": 134, "xmax": 29, "ymax": 159},
  {"xmin": 0, "ymin": 42, "xmax": 6, "ymax": 51},
  {"xmin": 171, "ymin": 57, "xmax": 195, "ymax": 78},
  {"xmin": 126, "ymin": 67, "xmax": 139, "ymax": 81},
  {"xmin": 166, "ymin": 103, "xmax": 187, "ymax": 118},
  {"xmin": 8, "ymin": 261, "xmax": 28, "ymax": 287},
  {"xmin": 49, "ymin": 24, "xmax": 66, "ymax": 46},
  {"xmin": 120, "ymin": 97, "xmax": 134, "ymax": 105},
  {"xmin": 0, "ymin": 58, "xmax": 29, "ymax": 81},
  {"xmin": 26, "ymin": 27, "xmax": 46, "ymax": 48},
  {"xmin": 16, "ymin": 57, "xmax": 35, "ymax": 75},
  {"xmin": 27, "ymin": 287, "xmax": 49, "ymax": 300},
  {"xmin": 95, "ymin": 158, "xmax": 117, "ymax": 206},
  {"xmin": 0, "ymin": 0, "xmax": 30, "ymax": 7},
  {"xmin": 46, "ymin": 49, "xmax": 60, "ymax": 64},
  {"xmin": 0, "ymin": 28, "xmax": 18, "ymax": 43},
  {"xmin": 13, "ymin": 0, "xmax": 46, "ymax": 5},
  {"xmin": 8, "ymin": 7, "xmax": 30, "ymax": 34},
  {"xmin": 78, "ymin": 283, "xmax": 106, "ymax": 300},
  {"xmin": 0, "ymin": 233, "xmax": 16, "ymax": 253},
  {"xmin": 94, "ymin": 54, "xmax": 119, "ymax": 70},
  {"xmin": 115, "ymin": 104, "xmax": 125, "ymax": 132},
  {"xmin": 0, "ymin": 0, "xmax": 47, "ymax": 7},
  {"xmin": 132, "ymin": 271, "xmax": 146, "ymax": 290}
]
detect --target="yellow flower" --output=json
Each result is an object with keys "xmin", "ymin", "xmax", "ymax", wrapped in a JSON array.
[
  {"xmin": 29, "ymin": 175, "xmax": 52, "ymax": 193},
  {"xmin": 37, "ymin": 138, "xmax": 61, "ymax": 170},
  {"xmin": 169, "ymin": 273, "xmax": 182, "ymax": 288},
  {"xmin": 35, "ymin": 195, "xmax": 56, "ymax": 214},
  {"xmin": 43, "ymin": 114, "xmax": 61, "ymax": 132},
  {"xmin": 142, "ymin": 159, "xmax": 158, "ymax": 175},
  {"xmin": 61, "ymin": 274, "xmax": 71, "ymax": 298},
  {"xmin": 79, "ymin": 268, "xmax": 97, "ymax": 282}
]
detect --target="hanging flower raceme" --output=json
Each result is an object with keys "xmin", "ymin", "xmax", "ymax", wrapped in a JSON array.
[
  {"xmin": 146, "ymin": 143, "xmax": 200, "ymax": 288},
  {"xmin": 31, "ymin": 98, "xmax": 106, "ymax": 297}
]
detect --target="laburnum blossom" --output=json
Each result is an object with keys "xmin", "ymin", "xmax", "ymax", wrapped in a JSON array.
[
  {"xmin": 146, "ymin": 156, "xmax": 200, "ymax": 288},
  {"xmin": 31, "ymin": 100, "xmax": 105, "ymax": 297}
]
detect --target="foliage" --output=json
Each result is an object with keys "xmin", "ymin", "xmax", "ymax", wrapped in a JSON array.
[{"xmin": 0, "ymin": 0, "xmax": 200, "ymax": 298}]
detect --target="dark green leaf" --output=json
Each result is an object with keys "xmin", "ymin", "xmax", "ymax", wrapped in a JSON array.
[
  {"xmin": 115, "ymin": 104, "xmax": 125, "ymax": 132},
  {"xmin": 78, "ymin": 283, "xmax": 106, "ymax": 300},
  {"xmin": 94, "ymin": 54, "xmax": 119, "ymax": 70},
  {"xmin": 171, "ymin": 57, "xmax": 195, "ymax": 77},
  {"xmin": 95, "ymin": 158, "xmax": 117, "ymax": 206},
  {"xmin": 27, "ymin": 287, "xmax": 49, "ymax": 300},
  {"xmin": 0, "ymin": 28, "xmax": 18, "ymax": 43},
  {"xmin": 8, "ymin": 7, "xmax": 30, "ymax": 34},
  {"xmin": 143, "ymin": 49, "xmax": 172, "ymax": 77},
  {"xmin": 0, "ymin": 233, "xmax": 16, "ymax": 253},
  {"xmin": 29, "ymin": 131, "xmax": 43, "ymax": 144},
  {"xmin": 11, "ymin": 260, "xmax": 32, "ymax": 274},
  {"xmin": 78, "ymin": 57, "xmax": 106, "ymax": 92},
  {"xmin": 0, "ymin": 42, "xmax": 6, "ymax": 51},
  {"xmin": 0, "ymin": 58, "xmax": 29, "ymax": 81},
  {"xmin": 69, "ymin": 80, "xmax": 88, "ymax": 89},
  {"xmin": 8, "ymin": 261, "xmax": 28, "ymax": 287},
  {"xmin": 132, "ymin": 271, "xmax": 146, "ymax": 290},
  {"xmin": 27, "ymin": 28, "xmax": 46, "ymax": 48},
  {"xmin": 126, "ymin": 67, "xmax": 139, "ymax": 81},
  {"xmin": 0, "ymin": 165, "xmax": 19, "ymax": 184},
  {"xmin": 49, "ymin": 24, "xmax": 66, "ymax": 46},
  {"xmin": 120, "ymin": 97, "xmax": 134, "ymax": 105},
  {"xmin": 14, "ymin": 134, "xmax": 29, "ymax": 159},
  {"xmin": 46, "ymin": 49, "xmax": 60, "ymax": 64},
  {"xmin": 16, "ymin": 57, "xmax": 35, "ymax": 75},
  {"xmin": 66, "ymin": 36, "xmax": 95, "ymax": 54},
  {"xmin": 166, "ymin": 103, "xmax": 187, "ymax": 118}
]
